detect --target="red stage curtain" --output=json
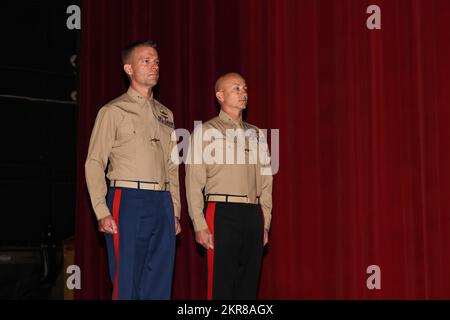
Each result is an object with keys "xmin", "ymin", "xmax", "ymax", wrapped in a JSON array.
[{"xmin": 76, "ymin": 0, "xmax": 450, "ymax": 299}]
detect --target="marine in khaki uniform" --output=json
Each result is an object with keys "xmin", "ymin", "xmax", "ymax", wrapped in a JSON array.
[
  {"xmin": 185, "ymin": 73, "xmax": 273, "ymax": 300},
  {"xmin": 85, "ymin": 40, "xmax": 180, "ymax": 300}
]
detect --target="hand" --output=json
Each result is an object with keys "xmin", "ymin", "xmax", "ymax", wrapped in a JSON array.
[
  {"xmin": 98, "ymin": 215, "xmax": 118, "ymax": 234},
  {"xmin": 263, "ymin": 229, "xmax": 269, "ymax": 246},
  {"xmin": 175, "ymin": 217, "xmax": 181, "ymax": 235},
  {"xmin": 195, "ymin": 228, "xmax": 214, "ymax": 249}
]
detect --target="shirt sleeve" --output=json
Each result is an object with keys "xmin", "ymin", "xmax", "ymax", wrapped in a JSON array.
[
  {"xmin": 167, "ymin": 126, "xmax": 181, "ymax": 219},
  {"xmin": 185, "ymin": 125, "xmax": 209, "ymax": 232},
  {"xmin": 85, "ymin": 106, "xmax": 115, "ymax": 220},
  {"xmin": 258, "ymin": 130, "xmax": 273, "ymax": 231}
]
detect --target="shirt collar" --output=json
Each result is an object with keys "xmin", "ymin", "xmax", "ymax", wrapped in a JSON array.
[
  {"xmin": 127, "ymin": 87, "xmax": 154, "ymax": 107},
  {"xmin": 219, "ymin": 109, "xmax": 243, "ymax": 127}
]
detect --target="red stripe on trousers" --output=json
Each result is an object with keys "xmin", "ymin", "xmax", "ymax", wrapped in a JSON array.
[
  {"xmin": 206, "ymin": 202, "xmax": 216, "ymax": 300},
  {"xmin": 112, "ymin": 189, "xmax": 122, "ymax": 300}
]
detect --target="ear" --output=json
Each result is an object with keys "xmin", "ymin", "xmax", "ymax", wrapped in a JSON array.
[
  {"xmin": 123, "ymin": 64, "xmax": 133, "ymax": 76},
  {"xmin": 215, "ymin": 91, "xmax": 224, "ymax": 103}
]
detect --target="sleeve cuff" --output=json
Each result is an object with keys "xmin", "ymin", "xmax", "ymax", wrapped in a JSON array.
[
  {"xmin": 262, "ymin": 208, "xmax": 272, "ymax": 231},
  {"xmin": 173, "ymin": 204, "xmax": 181, "ymax": 219},
  {"xmin": 192, "ymin": 215, "xmax": 209, "ymax": 232},
  {"xmin": 94, "ymin": 204, "xmax": 111, "ymax": 221}
]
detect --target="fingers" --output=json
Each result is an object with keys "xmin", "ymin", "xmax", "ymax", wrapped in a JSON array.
[
  {"xmin": 200, "ymin": 240, "xmax": 212, "ymax": 250},
  {"xmin": 195, "ymin": 229, "xmax": 214, "ymax": 250},
  {"xmin": 99, "ymin": 224, "xmax": 115, "ymax": 234},
  {"xmin": 110, "ymin": 220, "xmax": 118, "ymax": 234},
  {"xmin": 263, "ymin": 230, "xmax": 269, "ymax": 246},
  {"xmin": 98, "ymin": 217, "xmax": 118, "ymax": 234},
  {"xmin": 175, "ymin": 219, "xmax": 181, "ymax": 235},
  {"xmin": 202, "ymin": 232, "xmax": 214, "ymax": 250},
  {"xmin": 206, "ymin": 234, "xmax": 214, "ymax": 249}
]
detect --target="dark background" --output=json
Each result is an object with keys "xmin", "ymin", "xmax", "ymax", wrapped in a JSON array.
[
  {"xmin": 0, "ymin": 1, "xmax": 79, "ymax": 246},
  {"xmin": 0, "ymin": 1, "xmax": 79, "ymax": 299}
]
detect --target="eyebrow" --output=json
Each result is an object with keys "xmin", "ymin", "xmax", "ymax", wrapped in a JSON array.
[{"xmin": 140, "ymin": 56, "xmax": 159, "ymax": 61}]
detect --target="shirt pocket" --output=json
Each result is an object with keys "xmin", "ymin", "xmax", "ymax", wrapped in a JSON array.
[
  {"xmin": 208, "ymin": 136, "xmax": 226, "ymax": 164},
  {"xmin": 115, "ymin": 120, "xmax": 136, "ymax": 147},
  {"xmin": 246, "ymin": 137, "xmax": 259, "ymax": 164}
]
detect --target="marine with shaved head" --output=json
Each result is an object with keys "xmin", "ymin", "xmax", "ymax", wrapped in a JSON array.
[{"xmin": 185, "ymin": 72, "xmax": 273, "ymax": 300}]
